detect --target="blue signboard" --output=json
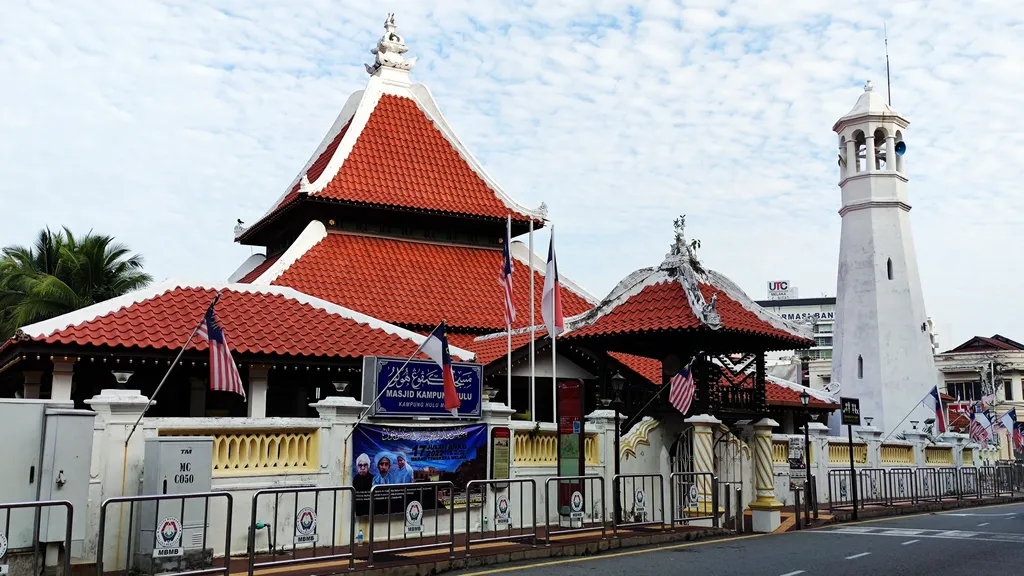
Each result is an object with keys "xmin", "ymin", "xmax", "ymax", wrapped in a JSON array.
[{"xmin": 361, "ymin": 356, "xmax": 483, "ymax": 418}]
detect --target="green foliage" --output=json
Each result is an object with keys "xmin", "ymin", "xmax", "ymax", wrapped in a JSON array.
[{"xmin": 0, "ymin": 227, "xmax": 152, "ymax": 338}]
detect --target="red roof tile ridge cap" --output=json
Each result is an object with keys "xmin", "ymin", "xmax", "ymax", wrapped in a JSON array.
[
  {"xmin": 227, "ymin": 252, "xmax": 268, "ymax": 283},
  {"xmin": 766, "ymin": 374, "xmax": 838, "ymax": 405},
  {"xmin": 702, "ymin": 268, "xmax": 815, "ymax": 342},
  {"xmin": 404, "ymin": 82, "xmax": 545, "ymax": 222},
  {"xmin": 474, "ymin": 324, "xmax": 548, "ymax": 343},
  {"xmin": 306, "ymin": 78, "xmax": 397, "ymax": 195},
  {"xmin": 509, "ymin": 240, "xmax": 598, "ymax": 305},
  {"xmin": 241, "ymin": 90, "xmax": 365, "ymax": 237},
  {"xmin": 564, "ymin": 266, "xmax": 666, "ymax": 333},
  {"xmin": 19, "ymin": 280, "xmax": 190, "ymax": 339},
  {"xmin": 253, "ymin": 220, "xmax": 329, "ymax": 284}
]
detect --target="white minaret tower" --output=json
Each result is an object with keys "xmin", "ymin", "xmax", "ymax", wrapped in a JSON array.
[{"xmin": 831, "ymin": 80, "xmax": 938, "ymax": 435}]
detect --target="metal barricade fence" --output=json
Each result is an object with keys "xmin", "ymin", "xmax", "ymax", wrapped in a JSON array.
[
  {"xmin": 856, "ymin": 468, "xmax": 887, "ymax": 507},
  {"xmin": 97, "ymin": 491, "xmax": 233, "ymax": 576},
  {"xmin": 0, "ymin": 500, "xmax": 73, "ymax": 576},
  {"xmin": 959, "ymin": 467, "xmax": 981, "ymax": 499},
  {"xmin": 995, "ymin": 465, "xmax": 1014, "ymax": 495},
  {"xmin": 612, "ymin": 474, "xmax": 665, "ymax": 531},
  {"xmin": 668, "ymin": 472, "xmax": 718, "ymax": 527},
  {"xmin": 936, "ymin": 467, "xmax": 961, "ymax": 499},
  {"xmin": 247, "ymin": 486, "xmax": 356, "ymax": 575},
  {"xmin": 916, "ymin": 467, "xmax": 943, "ymax": 502},
  {"xmin": 886, "ymin": 468, "xmax": 917, "ymax": 504},
  {"xmin": 367, "ymin": 481, "xmax": 455, "ymax": 568},
  {"xmin": 543, "ymin": 475, "xmax": 606, "ymax": 544},
  {"xmin": 978, "ymin": 466, "xmax": 999, "ymax": 497},
  {"xmin": 464, "ymin": 479, "xmax": 538, "ymax": 557},
  {"xmin": 827, "ymin": 469, "xmax": 856, "ymax": 511}
]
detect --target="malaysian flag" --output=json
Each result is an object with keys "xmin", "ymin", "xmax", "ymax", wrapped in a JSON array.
[
  {"xmin": 1014, "ymin": 423, "xmax": 1024, "ymax": 454},
  {"xmin": 499, "ymin": 215, "xmax": 516, "ymax": 327},
  {"xmin": 669, "ymin": 358, "xmax": 696, "ymax": 415},
  {"xmin": 196, "ymin": 298, "xmax": 246, "ymax": 399},
  {"xmin": 968, "ymin": 410, "xmax": 987, "ymax": 443}
]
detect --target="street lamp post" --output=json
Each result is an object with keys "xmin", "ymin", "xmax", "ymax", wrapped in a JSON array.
[
  {"xmin": 611, "ymin": 372, "xmax": 625, "ymax": 522},
  {"xmin": 799, "ymin": 391, "xmax": 813, "ymax": 522}
]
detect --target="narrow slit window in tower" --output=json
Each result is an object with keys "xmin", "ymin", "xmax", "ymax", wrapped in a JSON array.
[
  {"xmin": 887, "ymin": 258, "xmax": 894, "ymax": 280},
  {"xmin": 857, "ymin": 355, "xmax": 864, "ymax": 379}
]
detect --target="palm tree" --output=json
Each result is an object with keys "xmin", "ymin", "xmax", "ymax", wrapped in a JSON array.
[{"xmin": 0, "ymin": 227, "xmax": 152, "ymax": 338}]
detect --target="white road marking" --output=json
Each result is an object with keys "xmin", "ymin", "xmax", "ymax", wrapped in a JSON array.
[
  {"xmin": 901, "ymin": 539, "xmax": 920, "ymax": 546},
  {"xmin": 943, "ymin": 512, "xmax": 1017, "ymax": 517},
  {"xmin": 846, "ymin": 552, "xmax": 871, "ymax": 560},
  {"xmin": 779, "ymin": 571, "xmax": 805, "ymax": 576},
  {"xmin": 815, "ymin": 527, "xmax": 1024, "ymax": 544},
  {"xmin": 978, "ymin": 522, "xmax": 990, "ymax": 527}
]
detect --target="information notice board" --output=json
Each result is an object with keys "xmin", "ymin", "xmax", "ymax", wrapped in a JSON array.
[{"xmin": 556, "ymin": 379, "xmax": 585, "ymax": 515}]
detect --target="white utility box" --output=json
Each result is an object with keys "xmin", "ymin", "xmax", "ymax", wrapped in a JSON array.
[
  {"xmin": 137, "ymin": 436, "xmax": 214, "ymax": 568},
  {"xmin": 0, "ymin": 400, "xmax": 92, "ymax": 555}
]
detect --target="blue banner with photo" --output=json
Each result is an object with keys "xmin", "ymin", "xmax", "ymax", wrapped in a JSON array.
[
  {"xmin": 351, "ymin": 423, "xmax": 488, "ymax": 515},
  {"xmin": 361, "ymin": 356, "xmax": 483, "ymax": 418}
]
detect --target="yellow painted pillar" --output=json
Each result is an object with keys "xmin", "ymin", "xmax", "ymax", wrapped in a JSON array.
[
  {"xmin": 749, "ymin": 418, "xmax": 783, "ymax": 532},
  {"xmin": 684, "ymin": 414, "xmax": 721, "ymax": 519}
]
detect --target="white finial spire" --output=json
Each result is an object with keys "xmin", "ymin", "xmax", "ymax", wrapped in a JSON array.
[
  {"xmin": 365, "ymin": 13, "xmax": 417, "ymax": 76},
  {"xmin": 864, "ymin": 79, "xmax": 874, "ymax": 92}
]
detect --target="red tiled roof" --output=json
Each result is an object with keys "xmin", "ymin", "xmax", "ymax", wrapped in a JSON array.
[
  {"xmin": 237, "ymin": 253, "xmax": 282, "ymax": 284},
  {"xmin": 307, "ymin": 121, "xmax": 352, "ymax": 183},
  {"xmin": 461, "ymin": 330, "xmax": 547, "ymax": 366},
  {"xmin": 609, "ymin": 352, "xmax": 662, "ymax": 386},
  {"xmin": 270, "ymin": 233, "xmax": 593, "ymax": 331},
  {"xmin": 567, "ymin": 280, "xmax": 808, "ymax": 346},
  {"xmin": 21, "ymin": 284, "xmax": 464, "ymax": 360},
  {"xmin": 244, "ymin": 95, "xmax": 536, "ymax": 238},
  {"xmin": 316, "ymin": 95, "xmax": 531, "ymax": 220}
]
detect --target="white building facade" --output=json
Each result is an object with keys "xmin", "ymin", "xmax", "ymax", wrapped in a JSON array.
[{"xmin": 830, "ymin": 81, "xmax": 940, "ymax": 435}]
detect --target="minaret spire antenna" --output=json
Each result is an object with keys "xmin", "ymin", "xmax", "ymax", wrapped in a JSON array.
[{"xmin": 884, "ymin": 22, "xmax": 892, "ymax": 105}]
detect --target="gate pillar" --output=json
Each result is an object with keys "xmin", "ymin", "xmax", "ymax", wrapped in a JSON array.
[{"xmin": 749, "ymin": 417, "xmax": 783, "ymax": 532}]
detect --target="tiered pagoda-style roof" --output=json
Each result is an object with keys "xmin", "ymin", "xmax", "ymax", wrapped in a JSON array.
[
  {"xmin": 230, "ymin": 15, "xmax": 594, "ymax": 348},
  {"xmin": 564, "ymin": 219, "xmax": 814, "ymax": 355}
]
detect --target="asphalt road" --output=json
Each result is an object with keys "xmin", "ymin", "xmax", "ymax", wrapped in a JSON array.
[{"xmin": 453, "ymin": 502, "xmax": 1024, "ymax": 576}]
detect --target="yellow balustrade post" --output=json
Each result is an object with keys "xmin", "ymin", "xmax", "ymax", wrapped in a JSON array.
[
  {"xmin": 749, "ymin": 418, "xmax": 783, "ymax": 533},
  {"xmin": 684, "ymin": 414, "xmax": 721, "ymax": 524}
]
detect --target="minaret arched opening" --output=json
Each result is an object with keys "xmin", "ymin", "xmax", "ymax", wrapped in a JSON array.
[
  {"xmin": 853, "ymin": 130, "xmax": 867, "ymax": 173},
  {"xmin": 887, "ymin": 258, "xmax": 894, "ymax": 280},
  {"xmin": 838, "ymin": 135, "xmax": 848, "ymax": 179},
  {"xmin": 857, "ymin": 355, "xmax": 864, "ymax": 379},
  {"xmin": 873, "ymin": 128, "xmax": 889, "ymax": 170}
]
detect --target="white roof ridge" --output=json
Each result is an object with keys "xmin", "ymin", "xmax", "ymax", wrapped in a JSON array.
[
  {"xmin": 227, "ymin": 253, "xmax": 267, "ymax": 283},
  {"xmin": 766, "ymin": 375, "xmax": 837, "ymax": 404},
  {"xmin": 18, "ymin": 279, "xmax": 474, "ymax": 361},
  {"xmin": 239, "ymin": 90, "xmax": 364, "ymax": 238},
  {"xmin": 407, "ymin": 83, "xmax": 545, "ymax": 221},
  {"xmin": 251, "ymin": 220, "xmax": 328, "ymax": 284}
]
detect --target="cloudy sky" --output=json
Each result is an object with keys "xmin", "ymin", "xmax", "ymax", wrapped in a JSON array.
[{"xmin": 2, "ymin": 1, "xmax": 1020, "ymax": 348}]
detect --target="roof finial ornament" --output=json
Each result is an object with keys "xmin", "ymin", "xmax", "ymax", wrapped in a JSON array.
[
  {"xmin": 864, "ymin": 79, "xmax": 874, "ymax": 92},
  {"xmin": 365, "ymin": 13, "xmax": 417, "ymax": 75}
]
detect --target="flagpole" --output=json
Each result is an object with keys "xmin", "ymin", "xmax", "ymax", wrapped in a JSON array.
[
  {"xmin": 345, "ymin": 320, "xmax": 445, "ymax": 440},
  {"xmin": 529, "ymin": 218, "xmax": 536, "ymax": 422},
  {"xmin": 881, "ymin": 389, "xmax": 935, "ymax": 443},
  {"xmin": 125, "ymin": 293, "xmax": 220, "ymax": 447},
  {"xmin": 507, "ymin": 215, "xmax": 513, "ymax": 411},
  {"xmin": 550, "ymin": 226, "xmax": 557, "ymax": 424}
]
